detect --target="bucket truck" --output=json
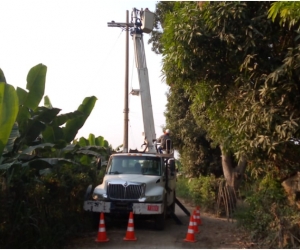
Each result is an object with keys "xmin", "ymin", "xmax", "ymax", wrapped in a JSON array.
[{"xmin": 83, "ymin": 8, "xmax": 177, "ymax": 230}]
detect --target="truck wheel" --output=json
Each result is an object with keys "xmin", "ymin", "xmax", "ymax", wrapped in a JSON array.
[
  {"xmin": 84, "ymin": 184, "xmax": 93, "ymax": 201},
  {"xmin": 154, "ymin": 196, "xmax": 167, "ymax": 230},
  {"xmin": 167, "ymin": 191, "xmax": 176, "ymax": 217}
]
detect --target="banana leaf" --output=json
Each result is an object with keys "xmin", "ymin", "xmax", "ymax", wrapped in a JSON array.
[
  {"xmin": 103, "ymin": 140, "xmax": 109, "ymax": 147},
  {"xmin": 61, "ymin": 144, "xmax": 79, "ymax": 152},
  {"xmin": 51, "ymin": 110, "xmax": 83, "ymax": 127},
  {"xmin": 44, "ymin": 95, "xmax": 53, "ymax": 108},
  {"xmin": 0, "ymin": 82, "xmax": 19, "ymax": 156},
  {"xmin": 3, "ymin": 123, "xmax": 20, "ymax": 154},
  {"xmin": 16, "ymin": 107, "xmax": 61, "ymax": 149},
  {"xmin": 20, "ymin": 143, "xmax": 55, "ymax": 155},
  {"xmin": 33, "ymin": 107, "xmax": 61, "ymax": 123},
  {"xmin": 0, "ymin": 161, "xmax": 17, "ymax": 170},
  {"xmin": 16, "ymin": 87, "xmax": 28, "ymax": 106},
  {"xmin": 79, "ymin": 145, "xmax": 108, "ymax": 152},
  {"xmin": 21, "ymin": 157, "xmax": 80, "ymax": 176},
  {"xmin": 77, "ymin": 146, "xmax": 109, "ymax": 159},
  {"xmin": 0, "ymin": 68, "xmax": 7, "ymax": 83},
  {"xmin": 78, "ymin": 137, "xmax": 89, "ymax": 147},
  {"xmin": 95, "ymin": 136, "xmax": 104, "ymax": 146},
  {"xmin": 63, "ymin": 96, "xmax": 97, "ymax": 143},
  {"xmin": 23, "ymin": 119, "xmax": 46, "ymax": 145},
  {"xmin": 42, "ymin": 126, "xmax": 64, "ymax": 143},
  {"xmin": 88, "ymin": 133, "xmax": 95, "ymax": 145},
  {"xmin": 24, "ymin": 64, "xmax": 47, "ymax": 110},
  {"xmin": 76, "ymin": 149, "xmax": 102, "ymax": 157},
  {"xmin": 25, "ymin": 157, "xmax": 80, "ymax": 167},
  {"xmin": 16, "ymin": 106, "xmax": 31, "ymax": 132}
]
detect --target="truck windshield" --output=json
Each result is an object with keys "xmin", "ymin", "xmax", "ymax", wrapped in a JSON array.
[{"xmin": 106, "ymin": 155, "xmax": 162, "ymax": 176}]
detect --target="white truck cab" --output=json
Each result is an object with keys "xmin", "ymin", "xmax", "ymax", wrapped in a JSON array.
[{"xmin": 84, "ymin": 152, "xmax": 176, "ymax": 229}]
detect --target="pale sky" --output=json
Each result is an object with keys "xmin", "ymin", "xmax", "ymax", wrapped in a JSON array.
[{"xmin": 1, "ymin": 0, "xmax": 169, "ymax": 150}]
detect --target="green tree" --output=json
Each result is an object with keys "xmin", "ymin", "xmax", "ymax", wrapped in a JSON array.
[
  {"xmin": 165, "ymin": 85, "xmax": 222, "ymax": 177},
  {"xmin": 150, "ymin": 2, "xmax": 223, "ymax": 178},
  {"xmin": 150, "ymin": 1, "xmax": 300, "ymax": 190}
]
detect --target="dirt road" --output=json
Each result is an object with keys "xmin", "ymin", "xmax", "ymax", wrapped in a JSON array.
[{"xmin": 66, "ymin": 199, "xmax": 253, "ymax": 249}]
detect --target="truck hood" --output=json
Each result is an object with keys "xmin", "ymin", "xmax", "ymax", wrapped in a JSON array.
[
  {"xmin": 104, "ymin": 174, "xmax": 161, "ymax": 184},
  {"xmin": 93, "ymin": 174, "xmax": 163, "ymax": 196}
]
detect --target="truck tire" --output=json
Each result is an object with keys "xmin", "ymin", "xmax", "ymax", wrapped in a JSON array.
[
  {"xmin": 154, "ymin": 196, "xmax": 167, "ymax": 230},
  {"xmin": 84, "ymin": 184, "xmax": 93, "ymax": 201},
  {"xmin": 167, "ymin": 191, "xmax": 176, "ymax": 217}
]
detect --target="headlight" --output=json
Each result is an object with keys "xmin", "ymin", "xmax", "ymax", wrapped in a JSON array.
[
  {"xmin": 92, "ymin": 193, "xmax": 107, "ymax": 200},
  {"xmin": 145, "ymin": 195, "xmax": 162, "ymax": 202},
  {"xmin": 141, "ymin": 183, "xmax": 146, "ymax": 196}
]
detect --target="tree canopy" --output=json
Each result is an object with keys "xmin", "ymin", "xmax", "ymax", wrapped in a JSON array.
[{"xmin": 150, "ymin": 1, "xmax": 300, "ymax": 180}]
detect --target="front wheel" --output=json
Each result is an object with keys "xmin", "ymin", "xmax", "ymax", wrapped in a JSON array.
[
  {"xmin": 84, "ymin": 184, "xmax": 93, "ymax": 201},
  {"xmin": 154, "ymin": 196, "xmax": 167, "ymax": 230},
  {"xmin": 167, "ymin": 191, "xmax": 176, "ymax": 217}
]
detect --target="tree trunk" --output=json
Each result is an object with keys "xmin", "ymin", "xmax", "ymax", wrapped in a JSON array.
[
  {"xmin": 217, "ymin": 146, "xmax": 247, "ymax": 217},
  {"xmin": 220, "ymin": 146, "xmax": 247, "ymax": 191}
]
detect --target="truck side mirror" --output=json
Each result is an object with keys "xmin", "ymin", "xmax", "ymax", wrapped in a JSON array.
[
  {"xmin": 168, "ymin": 158, "xmax": 175, "ymax": 173},
  {"xmin": 166, "ymin": 139, "xmax": 172, "ymax": 154}
]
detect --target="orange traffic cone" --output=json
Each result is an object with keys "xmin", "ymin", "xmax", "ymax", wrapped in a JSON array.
[
  {"xmin": 124, "ymin": 212, "xmax": 137, "ymax": 241},
  {"xmin": 195, "ymin": 206, "xmax": 202, "ymax": 225},
  {"xmin": 95, "ymin": 212, "xmax": 109, "ymax": 242},
  {"xmin": 193, "ymin": 210, "xmax": 200, "ymax": 234},
  {"xmin": 184, "ymin": 214, "xmax": 197, "ymax": 242}
]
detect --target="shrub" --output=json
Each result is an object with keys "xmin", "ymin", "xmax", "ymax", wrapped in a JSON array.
[
  {"xmin": 176, "ymin": 175, "xmax": 218, "ymax": 211},
  {"xmin": 0, "ymin": 162, "xmax": 102, "ymax": 248},
  {"xmin": 234, "ymin": 174, "xmax": 300, "ymax": 248}
]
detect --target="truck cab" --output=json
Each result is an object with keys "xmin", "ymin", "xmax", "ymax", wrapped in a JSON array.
[{"xmin": 84, "ymin": 152, "xmax": 176, "ymax": 230}]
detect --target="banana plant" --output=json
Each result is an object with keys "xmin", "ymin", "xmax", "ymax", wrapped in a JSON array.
[
  {"xmin": 0, "ymin": 64, "xmax": 102, "ymax": 172},
  {"xmin": 74, "ymin": 133, "xmax": 111, "ymax": 166},
  {"xmin": 0, "ymin": 65, "xmax": 110, "ymax": 249}
]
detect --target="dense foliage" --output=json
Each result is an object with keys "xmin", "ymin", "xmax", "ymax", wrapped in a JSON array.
[
  {"xmin": 150, "ymin": 1, "xmax": 300, "ymax": 247},
  {"xmin": 152, "ymin": 1, "xmax": 300, "ymax": 176},
  {"xmin": 0, "ymin": 65, "xmax": 110, "ymax": 248}
]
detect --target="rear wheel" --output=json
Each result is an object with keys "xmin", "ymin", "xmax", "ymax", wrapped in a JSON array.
[{"xmin": 154, "ymin": 196, "xmax": 167, "ymax": 230}]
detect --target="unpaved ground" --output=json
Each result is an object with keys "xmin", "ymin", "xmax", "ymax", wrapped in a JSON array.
[{"xmin": 66, "ymin": 199, "xmax": 255, "ymax": 249}]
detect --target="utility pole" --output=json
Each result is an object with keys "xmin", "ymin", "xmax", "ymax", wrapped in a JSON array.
[{"xmin": 108, "ymin": 11, "xmax": 134, "ymax": 153}]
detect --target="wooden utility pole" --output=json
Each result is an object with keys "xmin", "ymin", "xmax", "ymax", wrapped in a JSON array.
[{"xmin": 107, "ymin": 11, "xmax": 134, "ymax": 153}]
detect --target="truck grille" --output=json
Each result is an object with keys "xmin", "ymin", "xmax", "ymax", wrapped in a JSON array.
[{"xmin": 107, "ymin": 183, "xmax": 144, "ymax": 200}]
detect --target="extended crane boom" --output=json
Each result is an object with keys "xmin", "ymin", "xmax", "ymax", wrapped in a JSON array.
[
  {"xmin": 83, "ymin": 7, "xmax": 179, "ymax": 231},
  {"xmin": 131, "ymin": 8, "xmax": 156, "ymax": 153}
]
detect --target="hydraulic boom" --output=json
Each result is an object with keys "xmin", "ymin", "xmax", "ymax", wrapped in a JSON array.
[{"xmin": 131, "ymin": 8, "xmax": 156, "ymax": 153}]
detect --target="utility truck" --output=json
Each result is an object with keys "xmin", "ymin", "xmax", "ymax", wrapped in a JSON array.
[{"xmin": 83, "ymin": 8, "xmax": 177, "ymax": 230}]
